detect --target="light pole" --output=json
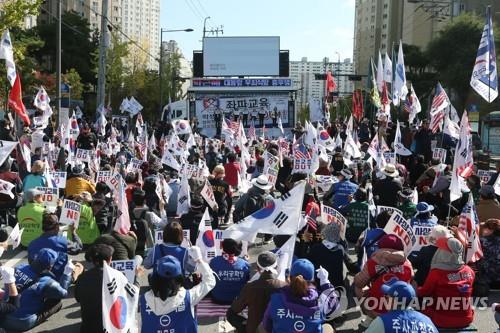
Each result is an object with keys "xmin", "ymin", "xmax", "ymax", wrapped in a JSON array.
[
  {"xmin": 159, "ymin": 28, "xmax": 193, "ymax": 117},
  {"xmin": 335, "ymin": 52, "xmax": 340, "ymax": 94}
]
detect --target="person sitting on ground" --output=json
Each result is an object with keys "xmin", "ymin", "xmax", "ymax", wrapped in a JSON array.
[
  {"xmin": 476, "ymin": 185, "xmax": 500, "ymax": 222},
  {"xmin": 179, "ymin": 196, "xmax": 206, "ymax": 245},
  {"xmin": 209, "ymin": 238, "xmax": 250, "ymax": 304},
  {"xmin": 408, "ymin": 202, "xmax": 438, "ymax": 263},
  {"xmin": 409, "ymin": 225, "xmax": 451, "ymax": 286},
  {"xmin": 0, "ymin": 159, "xmax": 22, "ymax": 210},
  {"xmin": 397, "ymin": 188, "xmax": 417, "ymax": 219},
  {"xmin": 27, "ymin": 212, "xmax": 83, "ymax": 280},
  {"xmin": 323, "ymin": 168, "xmax": 358, "ymax": 210},
  {"xmin": 354, "ymin": 234, "xmax": 414, "ymax": 328},
  {"xmin": 364, "ymin": 278, "xmax": 438, "ymax": 332},
  {"xmin": 476, "ymin": 219, "xmax": 500, "ymax": 294},
  {"xmin": 262, "ymin": 259, "xmax": 340, "ymax": 333},
  {"xmin": 92, "ymin": 227, "xmax": 138, "ymax": 261},
  {"xmin": 227, "ymin": 252, "xmax": 287, "ymax": 333},
  {"xmin": 0, "ymin": 265, "xmax": 20, "ymax": 333},
  {"xmin": 139, "ymin": 248, "xmax": 216, "ymax": 332},
  {"xmin": 65, "ymin": 165, "xmax": 96, "ymax": 197},
  {"xmin": 18, "ymin": 188, "xmax": 46, "ymax": 247},
  {"xmin": 72, "ymin": 192, "xmax": 100, "ymax": 245},
  {"xmin": 1, "ymin": 248, "xmax": 75, "ymax": 332},
  {"xmin": 143, "ymin": 222, "xmax": 196, "ymax": 276},
  {"xmin": 343, "ymin": 188, "xmax": 371, "ymax": 243},
  {"xmin": 373, "ymin": 164, "xmax": 403, "ymax": 207},
  {"xmin": 75, "ymin": 244, "xmax": 114, "ymax": 333},
  {"xmin": 91, "ymin": 182, "xmax": 116, "ymax": 233},
  {"xmin": 22, "ymin": 160, "xmax": 47, "ymax": 193},
  {"xmin": 417, "ymin": 237, "xmax": 475, "ymax": 329}
]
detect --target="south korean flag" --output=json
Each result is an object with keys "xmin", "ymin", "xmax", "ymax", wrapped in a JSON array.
[{"xmin": 102, "ymin": 262, "xmax": 139, "ymax": 333}]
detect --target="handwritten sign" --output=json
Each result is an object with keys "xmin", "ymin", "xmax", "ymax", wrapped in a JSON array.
[
  {"xmin": 60, "ymin": 200, "xmax": 81, "ymax": 228},
  {"xmin": 96, "ymin": 171, "xmax": 113, "ymax": 183},
  {"xmin": 110, "ymin": 260, "xmax": 136, "ymax": 283},
  {"xmin": 384, "ymin": 212, "xmax": 416, "ymax": 255},
  {"xmin": 320, "ymin": 203, "xmax": 347, "ymax": 239},
  {"xmin": 49, "ymin": 172, "xmax": 67, "ymax": 188},
  {"xmin": 432, "ymin": 148, "xmax": 447, "ymax": 164},
  {"xmin": 35, "ymin": 187, "xmax": 58, "ymax": 209}
]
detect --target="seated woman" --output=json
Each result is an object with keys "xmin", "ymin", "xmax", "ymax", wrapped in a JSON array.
[
  {"xmin": 1, "ymin": 248, "xmax": 74, "ymax": 332},
  {"xmin": 140, "ymin": 247, "xmax": 216, "ymax": 332},
  {"xmin": 0, "ymin": 266, "xmax": 20, "ymax": 333},
  {"xmin": 143, "ymin": 221, "xmax": 196, "ymax": 276},
  {"xmin": 209, "ymin": 238, "xmax": 250, "ymax": 304},
  {"xmin": 417, "ymin": 237, "xmax": 475, "ymax": 329},
  {"xmin": 262, "ymin": 259, "xmax": 340, "ymax": 333}
]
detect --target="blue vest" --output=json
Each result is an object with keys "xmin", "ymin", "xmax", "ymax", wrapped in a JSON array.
[
  {"xmin": 380, "ymin": 310, "xmax": 438, "ymax": 332},
  {"xmin": 140, "ymin": 291, "xmax": 197, "ymax": 333},
  {"xmin": 209, "ymin": 256, "xmax": 250, "ymax": 303},
  {"xmin": 28, "ymin": 235, "xmax": 68, "ymax": 279},
  {"xmin": 410, "ymin": 217, "xmax": 437, "ymax": 228},
  {"xmin": 331, "ymin": 180, "xmax": 358, "ymax": 209},
  {"xmin": 152, "ymin": 244, "xmax": 188, "ymax": 274},
  {"xmin": 268, "ymin": 292, "xmax": 323, "ymax": 333},
  {"xmin": 14, "ymin": 264, "xmax": 38, "ymax": 293}
]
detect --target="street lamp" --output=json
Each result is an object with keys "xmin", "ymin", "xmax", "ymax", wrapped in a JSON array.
[
  {"xmin": 159, "ymin": 28, "xmax": 194, "ymax": 117},
  {"xmin": 335, "ymin": 51, "xmax": 341, "ymax": 94}
]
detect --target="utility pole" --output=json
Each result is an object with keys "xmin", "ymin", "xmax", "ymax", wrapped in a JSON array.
[
  {"xmin": 97, "ymin": 0, "xmax": 109, "ymax": 110},
  {"xmin": 56, "ymin": 0, "xmax": 61, "ymax": 123}
]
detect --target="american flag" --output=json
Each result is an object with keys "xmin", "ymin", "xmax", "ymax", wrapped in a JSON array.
[
  {"xmin": 225, "ymin": 118, "xmax": 240, "ymax": 133},
  {"xmin": 430, "ymin": 83, "xmax": 450, "ymax": 133},
  {"xmin": 248, "ymin": 123, "xmax": 256, "ymax": 140},
  {"xmin": 403, "ymin": 88, "xmax": 413, "ymax": 113},
  {"xmin": 305, "ymin": 201, "xmax": 320, "ymax": 231},
  {"xmin": 294, "ymin": 143, "xmax": 311, "ymax": 159}
]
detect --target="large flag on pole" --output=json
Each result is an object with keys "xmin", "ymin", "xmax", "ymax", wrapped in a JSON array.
[
  {"xmin": 376, "ymin": 51, "xmax": 384, "ymax": 92},
  {"xmin": 470, "ymin": 6, "xmax": 498, "ymax": 103},
  {"xmin": 0, "ymin": 30, "xmax": 16, "ymax": 87},
  {"xmin": 223, "ymin": 182, "xmax": 306, "ymax": 241},
  {"xmin": 102, "ymin": 262, "xmax": 139, "ymax": 333},
  {"xmin": 394, "ymin": 121, "xmax": 412, "ymax": 156},
  {"xmin": 450, "ymin": 111, "xmax": 474, "ymax": 202},
  {"xmin": 458, "ymin": 194, "xmax": 483, "ymax": 263},
  {"xmin": 393, "ymin": 41, "xmax": 408, "ymax": 106},
  {"xmin": 275, "ymin": 235, "xmax": 296, "ymax": 281},
  {"xmin": 383, "ymin": 52, "xmax": 392, "ymax": 83},
  {"xmin": 406, "ymin": 84, "xmax": 421, "ymax": 124},
  {"xmin": 8, "ymin": 74, "xmax": 30, "ymax": 125}
]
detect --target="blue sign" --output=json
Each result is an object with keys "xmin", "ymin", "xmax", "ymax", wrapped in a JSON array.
[
  {"xmin": 60, "ymin": 83, "xmax": 71, "ymax": 93},
  {"xmin": 192, "ymin": 78, "xmax": 292, "ymax": 88}
]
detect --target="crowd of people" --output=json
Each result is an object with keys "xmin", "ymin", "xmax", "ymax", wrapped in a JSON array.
[{"xmin": 0, "ymin": 112, "xmax": 497, "ymax": 333}]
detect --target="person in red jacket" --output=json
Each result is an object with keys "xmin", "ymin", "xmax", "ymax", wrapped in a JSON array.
[
  {"xmin": 417, "ymin": 238, "xmax": 474, "ymax": 328},
  {"xmin": 353, "ymin": 234, "xmax": 414, "ymax": 329},
  {"xmin": 418, "ymin": 236, "xmax": 475, "ymax": 329},
  {"xmin": 223, "ymin": 153, "xmax": 241, "ymax": 188}
]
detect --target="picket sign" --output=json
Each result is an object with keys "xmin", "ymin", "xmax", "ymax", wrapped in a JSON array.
[
  {"xmin": 96, "ymin": 170, "xmax": 113, "ymax": 183},
  {"xmin": 377, "ymin": 205, "xmax": 403, "ymax": 217},
  {"xmin": 35, "ymin": 187, "xmax": 58, "ymax": 210},
  {"xmin": 383, "ymin": 212, "xmax": 416, "ymax": 255},
  {"xmin": 477, "ymin": 170, "xmax": 493, "ymax": 184},
  {"xmin": 110, "ymin": 260, "xmax": 136, "ymax": 283},
  {"xmin": 49, "ymin": 172, "xmax": 67, "ymax": 189},
  {"xmin": 411, "ymin": 225, "xmax": 434, "ymax": 252},
  {"xmin": 320, "ymin": 203, "xmax": 347, "ymax": 239},
  {"xmin": 432, "ymin": 148, "xmax": 447, "ymax": 164},
  {"xmin": 59, "ymin": 200, "xmax": 81, "ymax": 229},
  {"xmin": 383, "ymin": 152, "xmax": 396, "ymax": 165}
]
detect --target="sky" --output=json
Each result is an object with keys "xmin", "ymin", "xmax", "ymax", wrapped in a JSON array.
[{"xmin": 159, "ymin": 0, "xmax": 355, "ymax": 62}]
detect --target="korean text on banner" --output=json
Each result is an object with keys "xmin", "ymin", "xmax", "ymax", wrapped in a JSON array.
[
  {"xmin": 110, "ymin": 260, "xmax": 136, "ymax": 284},
  {"xmin": 383, "ymin": 212, "xmax": 416, "ymax": 255},
  {"xmin": 50, "ymin": 172, "xmax": 67, "ymax": 189},
  {"xmin": 60, "ymin": 200, "xmax": 81, "ymax": 228}
]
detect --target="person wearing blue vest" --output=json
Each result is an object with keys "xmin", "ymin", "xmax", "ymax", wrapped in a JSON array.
[
  {"xmin": 364, "ymin": 278, "xmax": 438, "ymax": 332},
  {"xmin": 323, "ymin": 169, "xmax": 358, "ymax": 210},
  {"xmin": 140, "ymin": 246, "xmax": 216, "ymax": 333},
  {"xmin": 27, "ymin": 212, "xmax": 83, "ymax": 280},
  {"xmin": 262, "ymin": 259, "xmax": 339, "ymax": 333},
  {"xmin": 409, "ymin": 202, "xmax": 438, "ymax": 262},
  {"xmin": 1, "ymin": 248, "xmax": 75, "ymax": 332},
  {"xmin": 143, "ymin": 221, "xmax": 196, "ymax": 275},
  {"xmin": 209, "ymin": 238, "xmax": 250, "ymax": 304}
]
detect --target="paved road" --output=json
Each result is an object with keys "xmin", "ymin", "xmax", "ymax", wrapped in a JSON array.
[{"xmin": 2, "ymin": 244, "xmax": 498, "ymax": 333}]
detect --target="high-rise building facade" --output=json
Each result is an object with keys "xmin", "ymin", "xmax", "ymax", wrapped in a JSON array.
[
  {"xmin": 290, "ymin": 57, "xmax": 355, "ymax": 109},
  {"xmin": 161, "ymin": 40, "xmax": 193, "ymax": 98}
]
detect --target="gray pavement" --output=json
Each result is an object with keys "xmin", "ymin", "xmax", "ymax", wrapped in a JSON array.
[{"xmin": 1, "ymin": 244, "xmax": 498, "ymax": 333}]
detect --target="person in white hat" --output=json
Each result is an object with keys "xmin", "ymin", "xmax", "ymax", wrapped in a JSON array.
[
  {"xmin": 232, "ymin": 175, "xmax": 272, "ymax": 223},
  {"xmin": 373, "ymin": 164, "xmax": 403, "ymax": 207}
]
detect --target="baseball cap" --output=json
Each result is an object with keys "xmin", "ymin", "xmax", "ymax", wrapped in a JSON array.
[
  {"xmin": 154, "ymin": 255, "xmax": 182, "ymax": 278},
  {"xmin": 33, "ymin": 248, "xmax": 58, "ymax": 270},
  {"xmin": 378, "ymin": 234, "xmax": 404, "ymax": 251},
  {"xmin": 380, "ymin": 278, "xmax": 416, "ymax": 302},
  {"xmin": 290, "ymin": 258, "xmax": 315, "ymax": 281}
]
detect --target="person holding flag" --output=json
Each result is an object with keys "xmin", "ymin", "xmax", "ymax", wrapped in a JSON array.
[{"xmin": 140, "ymin": 247, "xmax": 216, "ymax": 332}]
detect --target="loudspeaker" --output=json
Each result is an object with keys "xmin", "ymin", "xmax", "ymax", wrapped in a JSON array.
[{"xmin": 279, "ymin": 51, "xmax": 289, "ymax": 77}]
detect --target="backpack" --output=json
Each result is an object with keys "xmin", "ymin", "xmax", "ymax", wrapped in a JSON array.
[
  {"xmin": 232, "ymin": 192, "xmax": 266, "ymax": 223},
  {"xmin": 129, "ymin": 209, "xmax": 148, "ymax": 254}
]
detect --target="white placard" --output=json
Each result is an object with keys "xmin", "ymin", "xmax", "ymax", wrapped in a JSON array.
[
  {"xmin": 377, "ymin": 205, "xmax": 404, "ymax": 217},
  {"xmin": 76, "ymin": 148, "xmax": 91, "ymax": 163},
  {"xmin": 320, "ymin": 203, "xmax": 347, "ymax": 239},
  {"xmin": 432, "ymin": 148, "xmax": 447, "ymax": 164},
  {"xmin": 60, "ymin": 199, "xmax": 81, "ymax": 228},
  {"xmin": 49, "ymin": 172, "xmax": 67, "ymax": 189},
  {"xmin": 411, "ymin": 225, "xmax": 434, "ymax": 252},
  {"xmin": 96, "ymin": 170, "xmax": 113, "ymax": 183},
  {"xmin": 383, "ymin": 152, "xmax": 396, "ymax": 165},
  {"xmin": 35, "ymin": 187, "xmax": 58, "ymax": 208},
  {"xmin": 383, "ymin": 212, "xmax": 416, "ymax": 255},
  {"xmin": 110, "ymin": 260, "xmax": 136, "ymax": 283},
  {"xmin": 477, "ymin": 170, "xmax": 493, "ymax": 184}
]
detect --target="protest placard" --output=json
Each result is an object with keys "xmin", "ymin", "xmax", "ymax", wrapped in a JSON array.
[
  {"xmin": 477, "ymin": 170, "xmax": 493, "ymax": 184},
  {"xmin": 76, "ymin": 148, "xmax": 91, "ymax": 163},
  {"xmin": 377, "ymin": 205, "xmax": 404, "ymax": 217},
  {"xmin": 201, "ymin": 181, "xmax": 218, "ymax": 210},
  {"xmin": 384, "ymin": 212, "xmax": 416, "ymax": 255},
  {"xmin": 110, "ymin": 260, "xmax": 136, "ymax": 283},
  {"xmin": 96, "ymin": 171, "xmax": 113, "ymax": 183},
  {"xmin": 411, "ymin": 224, "xmax": 434, "ymax": 252},
  {"xmin": 49, "ymin": 172, "xmax": 67, "ymax": 188},
  {"xmin": 383, "ymin": 152, "xmax": 396, "ymax": 165},
  {"xmin": 36, "ymin": 187, "xmax": 58, "ymax": 209},
  {"xmin": 60, "ymin": 200, "xmax": 81, "ymax": 228},
  {"xmin": 432, "ymin": 148, "xmax": 447, "ymax": 164},
  {"xmin": 320, "ymin": 203, "xmax": 347, "ymax": 239}
]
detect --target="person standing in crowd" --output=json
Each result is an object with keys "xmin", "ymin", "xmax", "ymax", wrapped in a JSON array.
[
  {"xmin": 241, "ymin": 108, "xmax": 249, "ymax": 127},
  {"xmin": 75, "ymin": 244, "xmax": 114, "ymax": 333},
  {"xmin": 139, "ymin": 248, "xmax": 216, "ymax": 332},
  {"xmin": 270, "ymin": 107, "xmax": 278, "ymax": 127},
  {"xmin": 22, "ymin": 160, "xmax": 47, "ymax": 193},
  {"xmin": 417, "ymin": 237, "xmax": 475, "ymax": 329},
  {"xmin": 258, "ymin": 107, "xmax": 266, "ymax": 127},
  {"xmin": 323, "ymin": 168, "xmax": 358, "ymax": 210},
  {"xmin": 28, "ymin": 213, "xmax": 83, "ymax": 280},
  {"xmin": 262, "ymin": 259, "xmax": 339, "ymax": 333},
  {"xmin": 179, "ymin": 196, "xmax": 206, "ymax": 245},
  {"xmin": 209, "ymin": 239, "xmax": 250, "ymax": 304},
  {"xmin": 76, "ymin": 124, "xmax": 98, "ymax": 150},
  {"xmin": 476, "ymin": 185, "xmax": 500, "ymax": 222},
  {"xmin": 209, "ymin": 165, "xmax": 232, "ymax": 227},
  {"xmin": 223, "ymin": 153, "xmax": 241, "ymax": 189},
  {"xmin": 233, "ymin": 175, "xmax": 271, "ymax": 223},
  {"xmin": 18, "ymin": 189, "xmax": 46, "ymax": 247},
  {"xmin": 373, "ymin": 164, "xmax": 403, "ymax": 207},
  {"xmin": 228, "ymin": 252, "xmax": 287, "ymax": 333},
  {"xmin": 364, "ymin": 279, "xmax": 438, "ymax": 332},
  {"xmin": 65, "ymin": 165, "xmax": 96, "ymax": 197},
  {"xmin": 414, "ymin": 119, "xmax": 432, "ymax": 162},
  {"xmin": 343, "ymin": 188, "xmax": 370, "ymax": 243}
]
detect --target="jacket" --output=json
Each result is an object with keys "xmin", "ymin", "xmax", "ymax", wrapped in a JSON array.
[
  {"xmin": 408, "ymin": 245, "xmax": 438, "ymax": 286},
  {"xmin": 18, "ymin": 202, "xmax": 45, "ymax": 247},
  {"xmin": 373, "ymin": 177, "xmax": 403, "ymax": 207},
  {"xmin": 209, "ymin": 256, "xmax": 250, "ymax": 303},
  {"xmin": 75, "ymin": 203, "xmax": 100, "ymax": 244},
  {"xmin": 478, "ymin": 234, "xmax": 500, "ymax": 285},
  {"xmin": 417, "ymin": 265, "xmax": 475, "ymax": 328},
  {"xmin": 93, "ymin": 232, "xmax": 137, "ymax": 260},
  {"xmin": 65, "ymin": 177, "xmax": 96, "ymax": 197},
  {"xmin": 476, "ymin": 199, "xmax": 500, "ymax": 222},
  {"xmin": 365, "ymin": 308, "xmax": 438, "ymax": 333},
  {"xmin": 22, "ymin": 174, "xmax": 47, "ymax": 192},
  {"xmin": 75, "ymin": 267, "xmax": 104, "ymax": 333},
  {"xmin": 325, "ymin": 180, "xmax": 358, "ymax": 209},
  {"xmin": 224, "ymin": 162, "xmax": 241, "ymax": 187},
  {"xmin": 354, "ymin": 248, "xmax": 413, "ymax": 314},
  {"xmin": 230, "ymin": 271, "xmax": 287, "ymax": 333},
  {"xmin": 308, "ymin": 241, "xmax": 345, "ymax": 287}
]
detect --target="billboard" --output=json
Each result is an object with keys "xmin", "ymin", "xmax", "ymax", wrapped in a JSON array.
[{"xmin": 203, "ymin": 37, "xmax": 280, "ymax": 76}]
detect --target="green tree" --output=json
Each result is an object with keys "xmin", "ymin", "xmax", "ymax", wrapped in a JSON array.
[
  {"xmin": 426, "ymin": 13, "xmax": 488, "ymax": 111},
  {"xmin": 35, "ymin": 11, "xmax": 98, "ymax": 85},
  {"xmin": 403, "ymin": 43, "xmax": 436, "ymax": 111},
  {"xmin": 161, "ymin": 51, "xmax": 183, "ymax": 101},
  {"xmin": 106, "ymin": 32, "xmax": 129, "ymax": 106},
  {"xmin": 0, "ymin": 0, "xmax": 42, "ymax": 31},
  {"xmin": 63, "ymin": 68, "xmax": 83, "ymax": 100}
]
